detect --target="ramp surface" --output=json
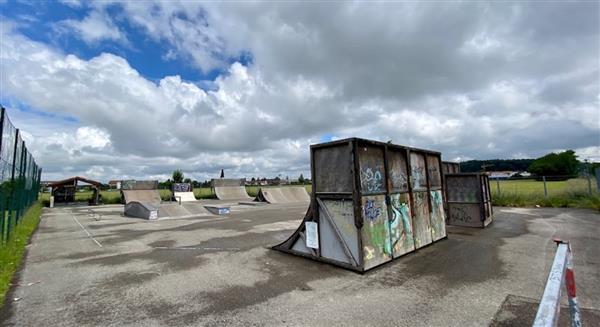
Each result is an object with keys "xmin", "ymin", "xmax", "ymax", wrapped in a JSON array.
[
  {"xmin": 174, "ymin": 192, "xmax": 197, "ymax": 202},
  {"xmin": 214, "ymin": 186, "xmax": 252, "ymax": 200},
  {"xmin": 256, "ymin": 186, "xmax": 310, "ymax": 203},
  {"xmin": 124, "ymin": 201, "xmax": 159, "ymax": 220},
  {"xmin": 159, "ymin": 202, "xmax": 212, "ymax": 219},
  {"xmin": 122, "ymin": 190, "xmax": 162, "ymax": 205}
]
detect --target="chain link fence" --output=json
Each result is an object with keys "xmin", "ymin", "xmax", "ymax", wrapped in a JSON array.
[{"xmin": 0, "ymin": 107, "xmax": 42, "ymax": 244}]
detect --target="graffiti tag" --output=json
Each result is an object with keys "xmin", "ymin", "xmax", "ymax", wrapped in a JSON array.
[
  {"xmin": 363, "ymin": 199, "xmax": 382, "ymax": 222},
  {"xmin": 361, "ymin": 167, "xmax": 383, "ymax": 192},
  {"xmin": 451, "ymin": 206, "xmax": 471, "ymax": 222}
]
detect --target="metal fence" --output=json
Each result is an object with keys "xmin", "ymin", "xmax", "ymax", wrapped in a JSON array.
[
  {"xmin": 0, "ymin": 107, "xmax": 42, "ymax": 244},
  {"xmin": 490, "ymin": 175, "xmax": 598, "ymax": 198}
]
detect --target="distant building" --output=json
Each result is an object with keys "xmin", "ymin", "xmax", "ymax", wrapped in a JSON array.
[
  {"xmin": 488, "ymin": 171, "xmax": 531, "ymax": 179},
  {"xmin": 108, "ymin": 180, "xmax": 122, "ymax": 190},
  {"xmin": 488, "ymin": 171, "xmax": 517, "ymax": 179}
]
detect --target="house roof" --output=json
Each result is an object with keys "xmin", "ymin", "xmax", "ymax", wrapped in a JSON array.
[{"xmin": 48, "ymin": 176, "xmax": 102, "ymax": 188}]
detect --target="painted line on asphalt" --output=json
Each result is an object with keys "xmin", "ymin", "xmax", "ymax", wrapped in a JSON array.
[{"xmin": 72, "ymin": 215, "xmax": 103, "ymax": 248}]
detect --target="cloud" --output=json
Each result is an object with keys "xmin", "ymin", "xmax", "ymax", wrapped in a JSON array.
[
  {"xmin": 56, "ymin": 10, "xmax": 127, "ymax": 45},
  {"xmin": 1, "ymin": 1, "xmax": 599, "ymax": 182}
]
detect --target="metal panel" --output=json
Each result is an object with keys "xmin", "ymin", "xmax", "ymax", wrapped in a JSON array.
[
  {"xmin": 314, "ymin": 144, "xmax": 353, "ymax": 193},
  {"xmin": 447, "ymin": 203, "xmax": 482, "ymax": 227},
  {"xmin": 319, "ymin": 199, "xmax": 360, "ymax": 263},
  {"xmin": 358, "ymin": 145, "xmax": 386, "ymax": 195},
  {"xmin": 427, "ymin": 155, "xmax": 442, "ymax": 188},
  {"xmin": 389, "ymin": 193, "xmax": 415, "ymax": 257},
  {"xmin": 429, "ymin": 190, "xmax": 446, "ymax": 241},
  {"xmin": 388, "ymin": 150, "xmax": 409, "ymax": 192},
  {"xmin": 410, "ymin": 152, "xmax": 427, "ymax": 191},
  {"xmin": 446, "ymin": 175, "xmax": 480, "ymax": 202},
  {"xmin": 319, "ymin": 200, "xmax": 358, "ymax": 265},
  {"xmin": 361, "ymin": 195, "xmax": 392, "ymax": 269},
  {"xmin": 446, "ymin": 173, "xmax": 493, "ymax": 228},
  {"xmin": 412, "ymin": 191, "xmax": 432, "ymax": 248}
]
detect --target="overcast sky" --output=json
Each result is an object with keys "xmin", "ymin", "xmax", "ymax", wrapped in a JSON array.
[{"xmin": 1, "ymin": 1, "xmax": 598, "ymax": 182}]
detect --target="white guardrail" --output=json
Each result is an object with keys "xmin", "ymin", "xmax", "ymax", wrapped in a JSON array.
[{"xmin": 533, "ymin": 239, "xmax": 582, "ymax": 327}]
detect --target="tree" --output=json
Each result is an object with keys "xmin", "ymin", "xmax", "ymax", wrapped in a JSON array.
[
  {"xmin": 184, "ymin": 178, "xmax": 192, "ymax": 185},
  {"xmin": 528, "ymin": 150, "xmax": 579, "ymax": 177},
  {"xmin": 172, "ymin": 169, "xmax": 184, "ymax": 183},
  {"xmin": 298, "ymin": 174, "xmax": 305, "ymax": 184}
]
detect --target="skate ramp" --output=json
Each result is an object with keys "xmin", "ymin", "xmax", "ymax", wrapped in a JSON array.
[
  {"xmin": 174, "ymin": 192, "xmax": 197, "ymax": 202},
  {"xmin": 159, "ymin": 202, "xmax": 212, "ymax": 218},
  {"xmin": 214, "ymin": 186, "xmax": 252, "ymax": 200},
  {"xmin": 121, "ymin": 180, "xmax": 162, "ymax": 205},
  {"xmin": 256, "ymin": 186, "xmax": 310, "ymax": 203},
  {"xmin": 122, "ymin": 190, "xmax": 162, "ymax": 205}
]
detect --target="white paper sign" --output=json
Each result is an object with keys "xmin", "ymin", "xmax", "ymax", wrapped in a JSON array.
[
  {"xmin": 305, "ymin": 221, "xmax": 319, "ymax": 249},
  {"xmin": 149, "ymin": 211, "xmax": 158, "ymax": 220}
]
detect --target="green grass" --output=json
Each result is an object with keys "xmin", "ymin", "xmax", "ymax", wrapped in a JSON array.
[
  {"xmin": 490, "ymin": 178, "xmax": 597, "ymax": 196},
  {"xmin": 0, "ymin": 201, "xmax": 43, "ymax": 307},
  {"xmin": 491, "ymin": 178, "xmax": 600, "ymax": 211}
]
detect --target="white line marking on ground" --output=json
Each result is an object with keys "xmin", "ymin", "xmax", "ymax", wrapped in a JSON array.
[{"xmin": 71, "ymin": 215, "xmax": 103, "ymax": 248}]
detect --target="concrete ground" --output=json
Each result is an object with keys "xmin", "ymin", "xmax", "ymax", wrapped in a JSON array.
[{"xmin": 1, "ymin": 204, "xmax": 599, "ymax": 326}]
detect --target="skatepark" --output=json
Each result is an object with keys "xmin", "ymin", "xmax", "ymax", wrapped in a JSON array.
[{"xmin": 2, "ymin": 203, "xmax": 599, "ymax": 326}]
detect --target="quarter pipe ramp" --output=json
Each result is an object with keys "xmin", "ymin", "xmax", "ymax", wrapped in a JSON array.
[
  {"xmin": 212, "ymin": 179, "xmax": 252, "ymax": 200},
  {"xmin": 256, "ymin": 186, "xmax": 310, "ymax": 203}
]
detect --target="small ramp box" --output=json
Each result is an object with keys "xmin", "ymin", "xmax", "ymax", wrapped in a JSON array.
[
  {"xmin": 445, "ymin": 173, "xmax": 493, "ymax": 228},
  {"xmin": 273, "ymin": 137, "xmax": 447, "ymax": 273}
]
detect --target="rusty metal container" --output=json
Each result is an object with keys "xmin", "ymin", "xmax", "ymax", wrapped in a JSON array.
[
  {"xmin": 442, "ymin": 161, "xmax": 460, "ymax": 174},
  {"xmin": 273, "ymin": 137, "xmax": 447, "ymax": 272},
  {"xmin": 445, "ymin": 173, "xmax": 493, "ymax": 228}
]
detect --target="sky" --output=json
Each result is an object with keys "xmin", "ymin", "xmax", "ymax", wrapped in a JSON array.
[{"xmin": 0, "ymin": 0, "xmax": 599, "ymax": 182}]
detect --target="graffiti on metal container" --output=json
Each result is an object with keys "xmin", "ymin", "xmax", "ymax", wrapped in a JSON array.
[
  {"xmin": 362, "ymin": 197, "xmax": 392, "ymax": 260},
  {"xmin": 411, "ymin": 167, "xmax": 425, "ymax": 189},
  {"xmin": 412, "ymin": 192, "xmax": 432, "ymax": 247},
  {"xmin": 430, "ymin": 191, "xmax": 445, "ymax": 239},
  {"xmin": 390, "ymin": 170, "xmax": 408, "ymax": 190},
  {"xmin": 364, "ymin": 246, "xmax": 375, "ymax": 260},
  {"xmin": 363, "ymin": 199, "xmax": 382, "ymax": 222},
  {"xmin": 451, "ymin": 206, "xmax": 471, "ymax": 222},
  {"xmin": 428, "ymin": 166, "xmax": 440, "ymax": 185},
  {"xmin": 389, "ymin": 196, "xmax": 413, "ymax": 252},
  {"xmin": 361, "ymin": 167, "xmax": 383, "ymax": 192}
]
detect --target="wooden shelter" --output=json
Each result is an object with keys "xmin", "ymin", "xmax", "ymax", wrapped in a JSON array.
[{"xmin": 49, "ymin": 176, "xmax": 102, "ymax": 205}]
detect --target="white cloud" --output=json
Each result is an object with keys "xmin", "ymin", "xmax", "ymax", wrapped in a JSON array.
[{"xmin": 56, "ymin": 10, "xmax": 127, "ymax": 45}]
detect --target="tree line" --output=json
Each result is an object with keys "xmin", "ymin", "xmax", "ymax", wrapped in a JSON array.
[{"xmin": 460, "ymin": 150, "xmax": 597, "ymax": 178}]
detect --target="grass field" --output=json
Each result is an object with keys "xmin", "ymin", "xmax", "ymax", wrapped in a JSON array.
[
  {"xmin": 491, "ymin": 178, "xmax": 600, "ymax": 210},
  {"xmin": 490, "ymin": 178, "xmax": 597, "ymax": 196},
  {"xmin": 0, "ymin": 202, "xmax": 42, "ymax": 307}
]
